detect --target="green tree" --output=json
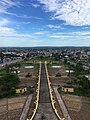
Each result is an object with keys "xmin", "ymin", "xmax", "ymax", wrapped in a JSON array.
[
  {"xmin": 75, "ymin": 62, "xmax": 83, "ymax": 76},
  {"xmin": 55, "ymin": 72, "xmax": 61, "ymax": 77},
  {"xmin": 78, "ymin": 76, "xmax": 90, "ymax": 95},
  {"xmin": 0, "ymin": 52, "xmax": 4, "ymax": 62},
  {"xmin": 52, "ymin": 53, "xmax": 60, "ymax": 61},
  {"xmin": 0, "ymin": 73, "xmax": 20, "ymax": 98},
  {"xmin": 5, "ymin": 64, "xmax": 10, "ymax": 74}
]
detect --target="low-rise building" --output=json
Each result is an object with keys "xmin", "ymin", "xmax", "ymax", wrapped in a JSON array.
[
  {"xmin": 62, "ymin": 85, "xmax": 74, "ymax": 92},
  {"xmin": 16, "ymin": 87, "xmax": 27, "ymax": 94}
]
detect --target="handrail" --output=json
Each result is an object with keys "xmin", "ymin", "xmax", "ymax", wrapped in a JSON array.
[
  {"xmin": 27, "ymin": 61, "xmax": 65, "ymax": 120},
  {"xmin": 45, "ymin": 61, "xmax": 65, "ymax": 120},
  {"xmin": 27, "ymin": 61, "xmax": 41, "ymax": 120}
]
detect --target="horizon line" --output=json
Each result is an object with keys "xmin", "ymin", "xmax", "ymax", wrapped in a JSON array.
[{"xmin": 0, "ymin": 46, "xmax": 90, "ymax": 48}]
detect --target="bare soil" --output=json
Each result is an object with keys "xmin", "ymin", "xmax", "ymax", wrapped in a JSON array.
[
  {"xmin": 62, "ymin": 94, "xmax": 90, "ymax": 120},
  {"xmin": 48, "ymin": 67, "xmax": 68, "ymax": 77},
  {"xmin": 48, "ymin": 66, "xmax": 90, "ymax": 120},
  {"xmin": 48, "ymin": 67, "xmax": 70, "ymax": 86},
  {"xmin": 0, "ymin": 96, "xmax": 28, "ymax": 120},
  {"xmin": 18, "ymin": 67, "xmax": 38, "ymax": 86}
]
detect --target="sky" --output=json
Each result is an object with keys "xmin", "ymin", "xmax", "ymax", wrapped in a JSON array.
[{"xmin": 0, "ymin": 0, "xmax": 90, "ymax": 47}]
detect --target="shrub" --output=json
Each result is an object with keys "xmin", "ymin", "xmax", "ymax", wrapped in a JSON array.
[
  {"xmin": 55, "ymin": 72, "xmax": 61, "ymax": 77},
  {"xmin": 25, "ymin": 73, "xmax": 32, "ymax": 77}
]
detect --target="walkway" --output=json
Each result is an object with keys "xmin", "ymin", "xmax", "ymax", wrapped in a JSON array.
[
  {"xmin": 34, "ymin": 63, "xmax": 58, "ymax": 120},
  {"xmin": 20, "ymin": 95, "xmax": 32, "ymax": 120},
  {"xmin": 54, "ymin": 87, "xmax": 72, "ymax": 120}
]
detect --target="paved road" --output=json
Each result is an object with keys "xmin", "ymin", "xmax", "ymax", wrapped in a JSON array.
[
  {"xmin": 54, "ymin": 87, "xmax": 71, "ymax": 120},
  {"xmin": 34, "ymin": 63, "xmax": 58, "ymax": 120}
]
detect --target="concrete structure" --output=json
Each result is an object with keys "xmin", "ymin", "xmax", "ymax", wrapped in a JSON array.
[
  {"xmin": 16, "ymin": 87, "xmax": 27, "ymax": 94},
  {"xmin": 20, "ymin": 95, "xmax": 33, "ymax": 120},
  {"xmin": 54, "ymin": 87, "xmax": 72, "ymax": 120},
  {"xmin": 62, "ymin": 86, "xmax": 74, "ymax": 92}
]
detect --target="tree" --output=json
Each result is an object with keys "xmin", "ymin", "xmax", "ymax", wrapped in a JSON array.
[
  {"xmin": 26, "ymin": 53, "xmax": 30, "ymax": 59},
  {"xmin": 5, "ymin": 64, "xmax": 10, "ymax": 74},
  {"xmin": 25, "ymin": 73, "xmax": 32, "ymax": 77},
  {"xmin": 52, "ymin": 53, "xmax": 60, "ymax": 61},
  {"xmin": 64, "ymin": 58, "xmax": 67, "ymax": 64},
  {"xmin": 78, "ymin": 76, "xmax": 90, "ymax": 95},
  {"xmin": 78, "ymin": 76, "xmax": 90, "ymax": 89},
  {"xmin": 0, "ymin": 73, "xmax": 20, "ymax": 98},
  {"xmin": 74, "ymin": 62, "xmax": 83, "ymax": 76},
  {"xmin": 0, "ymin": 52, "xmax": 4, "ymax": 62},
  {"xmin": 55, "ymin": 72, "xmax": 61, "ymax": 77}
]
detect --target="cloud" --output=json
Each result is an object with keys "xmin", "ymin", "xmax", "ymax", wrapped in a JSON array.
[
  {"xmin": 38, "ymin": 0, "xmax": 90, "ymax": 26},
  {"xmin": 0, "ymin": 18, "xmax": 10, "ymax": 26},
  {"xmin": 10, "ymin": 13, "xmax": 42, "ymax": 20},
  {"xmin": 49, "ymin": 30, "xmax": 90, "ymax": 39},
  {"xmin": 71, "ymin": 31, "xmax": 90, "ymax": 36},
  {"xmin": 0, "ymin": 27, "xmax": 16, "ymax": 35},
  {"xmin": 50, "ymin": 35, "xmax": 90, "ymax": 39},
  {"xmin": 47, "ymin": 24, "xmax": 62, "ymax": 29},
  {"xmin": 21, "ymin": 21, "xmax": 31, "ymax": 25},
  {"xmin": 0, "ymin": 1, "xmax": 41, "ymax": 20},
  {"xmin": 31, "ymin": 3, "xmax": 40, "ymax": 8},
  {"xmin": 49, "ymin": 35, "xmax": 76, "ymax": 39},
  {"xmin": 33, "ymin": 31, "xmax": 48, "ymax": 35},
  {"xmin": 0, "ymin": 37, "xmax": 43, "ymax": 47},
  {"xmin": 0, "ymin": 27, "xmax": 31, "ymax": 37},
  {"xmin": 50, "ymin": 35, "xmax": 61, "ymax": 38},
  {"xmin": 0, "ymin": 0, "xmax": 20, "ymax": 14},
  {"xmin": 55, "ymin": 31, "xmax": 90, "ymax": 36},
  {"xmin": 0, "ymin": 0, "xmax": 16, "ymax": 8}
]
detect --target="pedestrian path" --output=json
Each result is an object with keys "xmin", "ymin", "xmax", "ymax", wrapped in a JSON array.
[
  {"xmin": 20, "ymin": 95, "xmax": 32, "ymax": 120},
  {"xmin": 54, "ymin": 87, "xmax": 72, "ymax": 120},
  {"xmin": 34, "ymin": 63, "xmax": 58, "ymax": 120}
]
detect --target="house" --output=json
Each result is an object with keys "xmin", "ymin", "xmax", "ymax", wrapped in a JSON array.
[
  {"xmin": 80, "ymin": 54, "xmax": 89, "ymax": 60},
  {"xmin": 16, "ymin": 87, "xmax": 27, "ymax": 94},
  {"xmin": 62, "ymin": 85, "xmax": 74, "ymax": 92}
]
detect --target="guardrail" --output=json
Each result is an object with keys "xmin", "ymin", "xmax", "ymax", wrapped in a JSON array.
[
  {"xmin": 45, "ymin": 61, "xmax": 65, "ymax": 120},
  {"xmin": 27, "ymin": 61, "xmax": 41, "ymax": 120}
]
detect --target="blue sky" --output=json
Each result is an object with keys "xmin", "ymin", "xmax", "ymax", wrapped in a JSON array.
[{"xmin": 0, "ymin": 0, "xmax": 90, "ymax": 47}]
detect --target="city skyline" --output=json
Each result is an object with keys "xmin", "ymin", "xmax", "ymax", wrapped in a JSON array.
[{"xmin": 0, "ymin": 0, "xmax": 90, "ymax": 47}]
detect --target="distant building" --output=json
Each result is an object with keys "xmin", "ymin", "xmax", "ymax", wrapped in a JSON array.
[
  {"xmin": 16, "ymin": 87, "xmax": 27, "ymax": 94},
  {"xmin": 83, "ymin": 65, "xmax": 89, "ymax": 70},
  {"xmin": 62, "ymin": 85, "xmax": 74, "ymax": 92},
  {"xmin": 85, "ymin": 75, "xmax": 90, "ymax": 81},
  {"xmin": 80, "ymin": 54, "xmax": 89, "ymax": 60}
]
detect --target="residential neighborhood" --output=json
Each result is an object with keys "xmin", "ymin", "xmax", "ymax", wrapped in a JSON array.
[
  {"xmin": 0, "ymin": 47, "xmax": 90, "ymax": 120},
  {"xmin": 0, "ymin": 0, "xmax": 90, "ymax": 120}
]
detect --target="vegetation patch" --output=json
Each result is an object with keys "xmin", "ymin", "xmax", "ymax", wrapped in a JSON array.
[{"xmin": 0, "ymin": 73, "xmax": 20, "ymax": 98}]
